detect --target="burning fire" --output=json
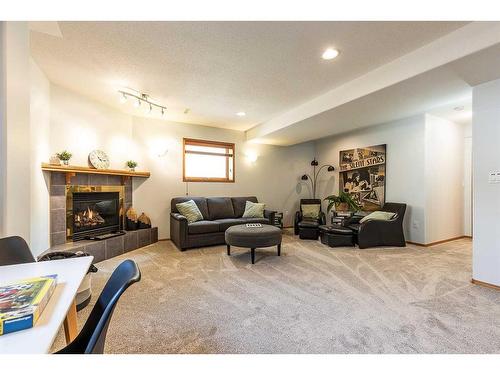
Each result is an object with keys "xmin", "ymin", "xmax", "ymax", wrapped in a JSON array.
[{"xmin": 74, "ymin": 207, "xmax": 105, "ymax": 228}]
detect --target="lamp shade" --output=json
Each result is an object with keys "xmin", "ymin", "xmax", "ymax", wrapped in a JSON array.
[
  {"xmin": 311, "ymin": 159, "xmax": 319, "ymax": 166},
  {"xmin": 301, "ymin": 175, "xmax": 309, "ymax": 180},
  {"xmin": 327, "ymin": 165, "xmax": 335, "ymax": 171}
]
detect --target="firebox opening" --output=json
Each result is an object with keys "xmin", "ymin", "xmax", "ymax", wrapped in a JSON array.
[{"xmin": 72, "ymin": 191, "xmax": 121, "ymax": 241}]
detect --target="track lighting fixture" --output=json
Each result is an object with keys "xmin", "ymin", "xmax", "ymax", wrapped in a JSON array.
[{"xmin": 118, "ymin": 89, "xmax": 167, "ymax": 116}]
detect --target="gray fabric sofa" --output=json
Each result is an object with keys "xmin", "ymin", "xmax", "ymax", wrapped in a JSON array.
[{"xmin": 170, "ymin": 196, "xmax": 277, "ymax": 250}]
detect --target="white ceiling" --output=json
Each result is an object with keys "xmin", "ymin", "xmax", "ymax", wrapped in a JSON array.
[
  {"xmin": 253, "ymin": 65, "xmax": 474, "ymax": 146},
  {"xmin": 246, "ymin": 22, "xmax": 500, "ymax": 145},
  {"xmin": 30, "ymin": 21, "xmax": 468, "ymax": 131}
]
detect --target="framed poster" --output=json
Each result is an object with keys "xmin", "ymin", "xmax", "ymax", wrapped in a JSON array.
[{"xmin": 339, "ymin": 144, "xmax": 386, "ymax": 211}]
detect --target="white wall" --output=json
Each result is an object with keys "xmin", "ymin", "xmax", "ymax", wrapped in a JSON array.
[
  {"xmin": 50, "ymin": 84, "xmax": 134, "ymax": 168},
  {"xmin": 472, "ymin": 78, "xmax": 500, "ymax": 287},
  {"xmin": 424, "ymin": 114, "xmax": 465, "ymax": 243},
  {"xmin": 315, "ymin": 115, "xmax": 427, "ymax": 244},
  {"xmin": 463, "ymin": 122, "xmax": 472, "ymax": 237},
  {"xmin": 1, "ymin": 22, "xmax": 32, "ymax": 243},
  {"xmin": 132, "ymin": 117, "xmax": 314, "ymax": 239},
  {"xmin": 46, "ymin": 84, "xmax": 315, "ymax": 240},
  {"xmin": 29, "ymin": 59, "xmax": 51, "ymax": 255},
  {"xmin": 0, "ymin": 22, "xmax": 5, "ymax": 238}
]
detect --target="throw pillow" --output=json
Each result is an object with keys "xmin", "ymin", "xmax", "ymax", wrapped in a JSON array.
[
  {"xmin": 242, "ymin": 201, "xmax": 265, "ymax": 218},
  {"xmin": 301, "ymin": 204, "xmax": 320, "ymax": 219},
  {"xmin": 359, "ymin": 211, "xmax": 395, "ymax": 223},
  {"xmin": 176, "ymin": 200, "xmax": 204, "ymax": 223}
]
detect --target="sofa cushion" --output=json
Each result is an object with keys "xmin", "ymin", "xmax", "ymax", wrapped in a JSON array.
[
  {"xmin": 359, "ymin": 210, "xmax": 395, "ymax": 223},
  {"xmin": 298, "ymin": 219, "xmax": 320, "ymax": 228},
  {"xmin": 213, "ymin": 218, "xmax": 243, "ymax": 231},
  {"xmin": 214, "ymin": 217, "xmax": 269, "ymax": 231},
  {"xmin": 207, "ymin": 197, "xmax": 235, "ymax": 220},
  {"xmin": 301, "ymin": 204, "xmax": 321, "ymax": 219},
  {"xmin": 188, "ymin": 220, "xmax": 220, "ymax": 235},
  {"xmin": 171, "ymin": 197, "xmax": 209, "ymax": 219},
  {"xmin": 176, "ymin": 200, "xmax": 204, "ymax": 223},
  {"xmin": 231, "ymin": 196, "xmax": 258, "ymax": 217},
  {"xmin": 242, "ymin": 201, "xmax": 265, "ymax": 218}
]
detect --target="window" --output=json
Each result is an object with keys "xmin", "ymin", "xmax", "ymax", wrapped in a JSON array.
[{"xmin": 183, "ymin": 138, "xmax": 235, "ymax": 182}]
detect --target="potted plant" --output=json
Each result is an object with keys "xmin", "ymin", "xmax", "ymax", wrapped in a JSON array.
[
  {"xmin": 56, "ymin": 151, "xmax": 72, "ymax": 166},
  {"xmin": 324, "ymin": 192, "xmax": 362, "ymax": 213},
  {"xmin": 126, "ymin": 160, "xmax": 138, "ymax": 172}
]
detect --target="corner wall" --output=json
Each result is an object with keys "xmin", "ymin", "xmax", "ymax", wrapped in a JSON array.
[
  {"xmin": 424, "ymin": 114, "xmax": 465, "ymax": 244},
  {"xmin": 0, "ymin": 22, "xmax": 5, "ymax": 238},
  {"xmin": 29, "ymin": 58, "xmax": 51, "ymax": 255},
  {"xmin": 1, "ymin": 22, "xmax": 31, "ymax": 244},
  {"xmin": 472, "ymin": 78, "xmax": 500, "ymax": 287}
]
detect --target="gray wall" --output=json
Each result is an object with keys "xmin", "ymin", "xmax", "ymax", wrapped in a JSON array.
[{"xmin": 315, "ymin": 115, "xmax": 427, "ymax": 244}]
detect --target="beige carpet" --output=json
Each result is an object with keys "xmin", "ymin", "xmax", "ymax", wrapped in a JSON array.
[{"xmin": 51, "ymin": 231, "xmax": 500, "ymax": 353}]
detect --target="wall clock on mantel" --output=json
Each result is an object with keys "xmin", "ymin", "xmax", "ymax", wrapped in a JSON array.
[{"xmin": 88, "ymin": 150, "xmax": 110, "ymax": 169}]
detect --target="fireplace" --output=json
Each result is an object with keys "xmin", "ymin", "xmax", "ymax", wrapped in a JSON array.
[
  {"xmin": 72, "ymin": 192, "xmax": 120, "ymax": 240},
  {"xmin": 66, "ymin": 185, "xmax": 125, "ymax": 241}
]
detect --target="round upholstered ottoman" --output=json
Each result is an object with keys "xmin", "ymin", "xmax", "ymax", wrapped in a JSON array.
[{"xmin": 225, "ymin": 224, "xmax": 282, "ymax": 264}]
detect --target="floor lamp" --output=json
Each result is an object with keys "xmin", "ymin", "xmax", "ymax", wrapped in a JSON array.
[{"xmin": 301, "ymin": 159, "xmax": 335, "ymax": 199}]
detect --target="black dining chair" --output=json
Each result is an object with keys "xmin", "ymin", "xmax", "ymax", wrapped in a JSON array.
[
  {"xmin": 0, "ymin": 236, "xmax": 35, "ymax": 266},
  {"xmin": 56, "ymin": 259, "xmax": 141, "ymax": 354}
]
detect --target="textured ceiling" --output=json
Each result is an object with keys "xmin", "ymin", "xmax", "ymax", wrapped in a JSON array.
[{"xmin": 30, "ymin": 21, "xmax": 468, "ymax": 130}]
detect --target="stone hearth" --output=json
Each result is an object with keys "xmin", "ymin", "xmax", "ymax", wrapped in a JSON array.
[
  {"xmin": 49, "ymin": 172, "xmax": 133, "ymax": 246},
  {"xmin": 39, "ymin": 227, "xmax": 159, "ymax": 263},
  {"xmin": 47, "ymin": 171, "xmax": 158, "ymax": 262}
]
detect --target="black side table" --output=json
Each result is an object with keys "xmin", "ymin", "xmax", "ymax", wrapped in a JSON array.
[{"xmin": 330, "ymin": 211, "xmax": 353, "ymax": 226}]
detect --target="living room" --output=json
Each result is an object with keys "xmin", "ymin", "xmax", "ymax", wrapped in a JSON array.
[{"xmin": 1, "ymin": 1, "xmax": 499, "ymax": 373}]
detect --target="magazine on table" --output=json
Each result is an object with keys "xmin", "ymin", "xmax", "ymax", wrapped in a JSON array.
[{"xmin": 0, "ymin": 274, "xmax": 58, "ymax": 335}]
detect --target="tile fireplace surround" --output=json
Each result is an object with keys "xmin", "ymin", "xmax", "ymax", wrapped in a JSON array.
[{"xmin": 47, "ymin": 171, "xmax": 158, "ymax": 262}]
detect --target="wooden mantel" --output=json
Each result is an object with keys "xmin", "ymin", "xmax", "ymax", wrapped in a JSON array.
[{"xmin": 41, "ymin": 163, "xmax": 150, "ymax": 185}]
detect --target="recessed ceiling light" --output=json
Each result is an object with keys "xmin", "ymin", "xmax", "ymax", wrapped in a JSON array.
[
  {"xmin": 322, "ymin": 48, "xmax": 340, "ymax": 60},
  {"xmin": 236, "ymin": 112, "xmax": 246, "ymax": 117},
  {"xmin": 454, "ymin": 106, "xmax": 465, "ymax": 111}
]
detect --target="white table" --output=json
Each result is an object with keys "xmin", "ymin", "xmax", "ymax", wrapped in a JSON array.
[{"xmin": 0, "ymin": 256, "xmax": 93, "ymax": 354}]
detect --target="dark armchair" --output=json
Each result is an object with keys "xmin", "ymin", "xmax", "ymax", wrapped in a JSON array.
[
  {"xmin": 294, "ymin": 199, "xmax": 326, "ymax": 240},
  {"xmin": 345, "ymin": 202, "xmax": 407, "ymax": 249}
]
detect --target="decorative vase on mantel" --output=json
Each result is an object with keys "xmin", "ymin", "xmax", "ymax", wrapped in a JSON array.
[{"xmin": 62, "ymin": 160, "xmax": 69, "ymax": 166}]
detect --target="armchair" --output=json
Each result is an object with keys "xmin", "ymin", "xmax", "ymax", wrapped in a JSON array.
[
  {"xmin": 294, "ymin": 199, "xmax": 326, "ymax": 240},
  {"xmin": 345, "ymin": 202, "xmax": 407, "ymax": 249}
]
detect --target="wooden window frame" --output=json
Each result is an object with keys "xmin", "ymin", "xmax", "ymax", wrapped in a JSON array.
[{"xmin": 182, "ymin": 138, "xmax": 235, "ymax": 183}]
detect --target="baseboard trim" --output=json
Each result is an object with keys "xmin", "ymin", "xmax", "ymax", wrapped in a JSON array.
[
  {"xmin": 407, "ymin": 236, "xmax": 471, "ymax": 247},
  {"xmin": 471, "ymin": 278, "xmax": 500, "ymax": 291}
]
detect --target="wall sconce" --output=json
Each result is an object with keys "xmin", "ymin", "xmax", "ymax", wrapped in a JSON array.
[
  {"xmin": 157, "ymin": 148, "xmax": 169, "ymax": 158},
  {"xmin": 245, "ymin": 152, "xmax": 258, "ymax": 163},
  {"xmin": 149, "ymin": 139, "xmax": 169, "ymax": 158}
]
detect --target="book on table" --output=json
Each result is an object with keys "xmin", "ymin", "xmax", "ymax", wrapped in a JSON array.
[{"xmin": 0, "ymin": 274, "xmax": 58, "ymax": 335}]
